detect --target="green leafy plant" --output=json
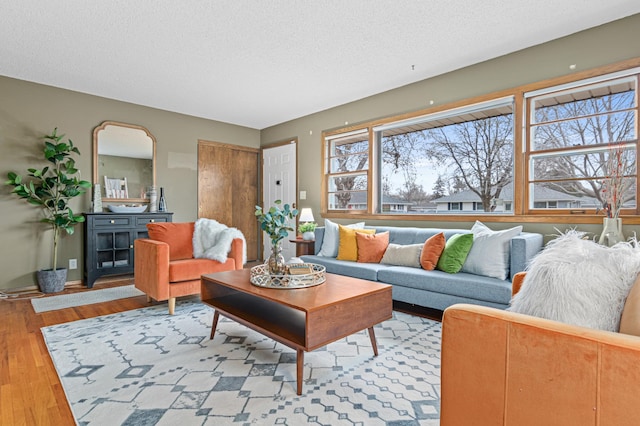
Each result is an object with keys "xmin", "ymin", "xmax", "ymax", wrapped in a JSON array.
[
  {"xmin": 298, "ymin": 221, "xmax": 317, "ymax": 234},
  {"xmin": 6, "ymin": 128, "xmax": 92, "ymax": 271},
  {"xmin": 254, "ymin": 200, "xmax": 299, "ymax": 245}
]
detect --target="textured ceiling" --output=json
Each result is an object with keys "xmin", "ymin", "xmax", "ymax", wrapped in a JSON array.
[{"xmin": 1, "ymin": 1, "xmax": 639, "ymax": 129}]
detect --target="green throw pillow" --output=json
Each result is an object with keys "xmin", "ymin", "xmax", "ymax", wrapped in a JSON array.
[{"xmin": 436, "ymin": 233, "xmax": 474, "ymax": 273}]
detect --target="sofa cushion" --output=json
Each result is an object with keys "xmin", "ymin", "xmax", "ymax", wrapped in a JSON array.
[
  {"xmin": 337, "ymin": 225, "xmax": 375, "ymax": 261},
  {"xmin": 300, "ymin": 255, "xmax": 388, "ymax": 281},
  {"xmin": 168, "ymin": 258, "xmax": 235, "ymax": 282},
  {"xmin": 420, "ymin": 232, "xmax": 445, "ymax": 270},
  {"xmin": 436, "ymin": 233, "xmax": 474, "ymax": 274},
  {"xmin": 378, "ymin": 266, "xmax": 512, "ymax": 305},
  {"xmin": 318, "ymin": 219, "xmax": 365, "ymax": 257},
  {"xmin": 461, "ymin": 221, "xmax": 523, "ymax": 280},
  {"xmin": 356, "ymin": 231, "xmax": 389, "ymax": 263},
  {"xmin": 381, "ymin": 243, "xmax": 422, "ymax": 268},
  {"xmin": 147, "ymin": 222, "xmax": 194, "ymax": 261},
  {"xmin": 618, "ymin": 273, "xmax": 640, "ymax": 336},
  {"xmin": 509, "ymin": 230, "xmax": 640, "ymax": 332}
]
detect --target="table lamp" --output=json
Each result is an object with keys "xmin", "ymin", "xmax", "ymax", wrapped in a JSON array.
[{"xmin": 298, "ymin": 208, "xmax": 316, "ymax": 241}]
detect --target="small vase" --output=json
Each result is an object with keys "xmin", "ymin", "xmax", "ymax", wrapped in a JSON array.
[
  {"xmin": 92, "ymin": 184, "xmax": 102, "ymax": 212},
  {"xmin": 598, "ymin": 217, "xmax": 624, "ymax": 247},
  {"xmin": 267, "ymin": 242, "xmax": 286, "ymax": 275},
  {"xmin": 302, "ymin": 231, "xmax": 315, "ymax": 241},
  {"xmin": 148, "ymin": 186, "xmax": 157, "ymax": 213}
]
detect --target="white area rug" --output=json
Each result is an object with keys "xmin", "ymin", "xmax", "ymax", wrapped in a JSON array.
[
  {"xmin": 42, "ymin": 301, "xmax": 441, "ymax": 425},
  {"xmin": 32, "ymin": 285, "xmax": 144, "ymax": 313}
]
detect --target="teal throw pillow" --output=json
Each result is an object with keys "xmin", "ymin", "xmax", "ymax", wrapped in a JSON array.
[{"xmin": 436, "ymin": 233, "xmax": 474, "ymax": 274}]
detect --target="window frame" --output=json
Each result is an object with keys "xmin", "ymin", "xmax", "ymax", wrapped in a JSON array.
[
  {"xmin": 320, "ymin": 58, "xmax": 640, "ymax": 225},
  {"xmin": 523, "ymin": 69, "xmax": 639, "ymax": 217}
]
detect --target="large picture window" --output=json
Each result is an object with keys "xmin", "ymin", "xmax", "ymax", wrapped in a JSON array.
[
  {"xmin": 375, "ymin": 98, "xmax": 514, "ymax": 214},
  {"xmin": 322, "ymin": 61, "xmax": 640, "ymax": 221}
]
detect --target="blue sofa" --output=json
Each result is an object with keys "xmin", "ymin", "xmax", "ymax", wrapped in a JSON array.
[{"xmin": 300, "ymin": 226, "xmax": 543, "ymax": 311}]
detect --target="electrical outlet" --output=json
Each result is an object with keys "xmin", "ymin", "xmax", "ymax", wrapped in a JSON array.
[{"xmin": 69, "ymin": 258, "xmax": 78, "ymax": 270}]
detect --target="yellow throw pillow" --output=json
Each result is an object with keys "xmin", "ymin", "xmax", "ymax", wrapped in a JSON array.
[{"xmin": 336, "ymin": 225, "xmax": 375, "ymax": 261}]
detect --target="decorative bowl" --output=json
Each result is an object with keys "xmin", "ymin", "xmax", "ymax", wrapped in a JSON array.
[{"xmin": 107, "ymin": 204, "xmax": 148, "ymax": 213}]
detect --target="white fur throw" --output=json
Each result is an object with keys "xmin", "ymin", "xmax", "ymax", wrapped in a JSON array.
[
  {"xmin": 509, "ymin": 230, "xmax": 640, "ymax": 332},
  {"xmin": 193, "ymin": 218, "xmax": 247, "ymax": 265}
]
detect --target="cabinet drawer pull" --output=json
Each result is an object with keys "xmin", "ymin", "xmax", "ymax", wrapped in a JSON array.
[
  {"xmin": 150, "ymin": 219, "xmax": 155, "ymax": 223},
  {"xmin": 110, "ymin": 220, "xmax": 115, "ymax": 224},
  {"xmin": 130, "ymin": 244, "xmax": 133, "ymax": 248}
]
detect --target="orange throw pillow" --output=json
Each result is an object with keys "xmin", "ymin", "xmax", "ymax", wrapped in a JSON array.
[
  {"xmin": 336, "ymin": 225, "xmax": 375, "ymax": 261},
  {"xmin": 356, "ymin": 231, "xmax": 390, "ymax": 263},
  {"xmin": 147, "ymin": 222, "xmax": 195, "ymax": 261},
  {"xmin": 420, "ymin": 232, "xmax": 446, "ymax": 270}
]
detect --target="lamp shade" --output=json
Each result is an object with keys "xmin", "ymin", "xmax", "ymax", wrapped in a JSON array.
[{"xmin": 299, "ymin": 208, "xmax": 315, "ymax": 223}]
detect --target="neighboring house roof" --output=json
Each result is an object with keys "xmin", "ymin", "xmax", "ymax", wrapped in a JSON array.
[
  {"xmin": 346, "ymin": 192, "xmax": 414, "ymax": 206},
  {"xmin": 433, "ymin": 182, "xmax": 587, "ymax": 203}
]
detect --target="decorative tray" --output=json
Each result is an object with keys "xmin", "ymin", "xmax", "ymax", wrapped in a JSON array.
[{"xmin": 250, "ymin": 263, "xmax": 326, "ymax": 289}]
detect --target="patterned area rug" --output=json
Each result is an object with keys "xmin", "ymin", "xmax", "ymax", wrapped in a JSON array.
[{"xmin": 42, "ymin": 301, "xmax": 441, "ymax": 425}]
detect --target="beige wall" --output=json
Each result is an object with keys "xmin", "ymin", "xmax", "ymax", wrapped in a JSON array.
[
  {"xmin": 261, "ymin": 14, "xmax": 640, "ymax": 244},
  {"xmin": 0, "ymin": 77, "xmax": 259, "ymax": 290},
  {"xmin": 2, "ymin": 15, "xmax": 640, "ymax": 291}
]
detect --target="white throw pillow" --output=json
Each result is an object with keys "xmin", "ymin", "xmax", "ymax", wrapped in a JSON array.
[
  {"xmin": 380, "ymin": 243, "xmax": 423, "ymax": 268},
  {"xmin": 318, "ymin": 219, "xmax": 365, "ymax": 257},
  {"xmin": 461, "ymin": 221, "xmax": 522, "ymax": 280},
  {"xmin": 509, "ymin": 230, "xmax": 640, "ymax": 332}
]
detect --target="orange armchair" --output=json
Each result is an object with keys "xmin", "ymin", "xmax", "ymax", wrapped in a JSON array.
[
  {"xmin": 441, "ymin": 272, "xmax": 640, "ymax": 425},
  {"xmin": 134, "ymin": 222, "xmax": 243, "ymax": 314}
]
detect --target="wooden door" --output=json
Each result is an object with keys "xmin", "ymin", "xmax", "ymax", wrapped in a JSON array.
[{"xmin": 198, "ymin": 141, "xmax": 259, "ymax": 262}]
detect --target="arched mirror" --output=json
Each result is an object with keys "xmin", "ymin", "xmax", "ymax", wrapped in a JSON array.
[{"xmin": 93, "ymin": 121, "xmax": 156, "ymax": 204}]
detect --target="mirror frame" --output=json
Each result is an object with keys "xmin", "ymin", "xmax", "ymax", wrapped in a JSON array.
[{"xmin": 93, "ymin": 121, "xmax": 157, "ymax": 203}]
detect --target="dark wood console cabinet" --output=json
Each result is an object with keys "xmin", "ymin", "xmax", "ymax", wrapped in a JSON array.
[{"xmin": 83, "ymin": 212, "xmax": 173, "ymax": 288}]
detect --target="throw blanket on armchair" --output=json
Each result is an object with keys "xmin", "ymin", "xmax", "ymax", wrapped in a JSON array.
[{"xmin": 193, "ymin": 218, "xmax": 247, "ymax": 265}]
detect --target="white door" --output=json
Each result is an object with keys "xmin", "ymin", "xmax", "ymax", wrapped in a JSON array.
[{"xmin": 262, "ymin": 142, "xmax": 297, "ymax": 261}]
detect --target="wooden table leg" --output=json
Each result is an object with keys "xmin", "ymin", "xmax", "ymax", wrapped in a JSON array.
[
  {"xmin": 368, "ymin": 326, "xmax": 379, "ymax": 356},
  {"xmin": 296, "ymin": 348, "xmax": 304, "ymax": 395},
  {"xmin": 209, "ymin": 311, "xmax": 220, "ymax": 340}
]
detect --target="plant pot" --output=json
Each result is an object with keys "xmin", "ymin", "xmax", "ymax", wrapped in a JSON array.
[
  {"xmin": 36, "ymin": 268, "xmax": 67, "ymax": 293},
  {"xmin": 302, "ymin": 231, "xmax": 315, "ymax": 241}
]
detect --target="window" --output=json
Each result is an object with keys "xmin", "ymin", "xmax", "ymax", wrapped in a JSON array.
[
  {"xmin": 324, "ymin": 98, "xmax": 515, "ymax": 215},
  {"xmin": 322, "ymin": 60, "xmax": 640, "ymax": 221},
  {"xmin": 526, "ymin": 72, "xmax": 638, "ymax": 214},
  {"xmin": 375, "ymin": 98, "xmax": 514, "ymax": 215},
  {"xmin": 325, "ymin": 130, "xmax": 369, "ymax": 211}
]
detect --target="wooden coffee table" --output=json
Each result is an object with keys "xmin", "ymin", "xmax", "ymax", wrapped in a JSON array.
[{"xmin": 201, "ymin": 269, "xmax": 392, "ymax": 395}]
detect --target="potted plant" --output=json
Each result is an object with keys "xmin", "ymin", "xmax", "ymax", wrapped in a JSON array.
[
  {"xmin": 298, "ymin": 221, "xmax": 317, "ymax": 241},
  {"xmin": 6, "ymin": 128, "xmax": 92, "ymax": 293},
  {"xmin": 255, "ymin": 200, "xmax": 299, "ymax": 274}
]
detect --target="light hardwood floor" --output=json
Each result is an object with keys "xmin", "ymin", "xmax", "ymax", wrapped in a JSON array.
[
  {"xmin": 0, "ymin": 277, "xmax": 148, "ymax": 425},
  {"xmin": 0, "ymin": 274, "xmax": 441, "ymax": 425}
]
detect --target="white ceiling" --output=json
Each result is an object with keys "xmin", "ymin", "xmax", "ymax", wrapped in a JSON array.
[{"xmin": 1, "ymin": 1, "xmax": 639, "ymax": 130}]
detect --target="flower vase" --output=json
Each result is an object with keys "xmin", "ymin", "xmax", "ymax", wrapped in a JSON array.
[
  {"xmin": 92, "ymin": 183, "xmax": 103, "ymax": 212},
  {"xmin": 267, "ymin": 242, "xmax": 286, "ymax": 275},
  {"xmin": 598, "ymin": 217, "xmax": 624, "ymax": 247}
]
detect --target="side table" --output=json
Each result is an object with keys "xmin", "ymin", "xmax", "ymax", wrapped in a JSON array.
[{"xmin": 289, "ymin": 238, "xmax": 315, "ymax": 256}]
